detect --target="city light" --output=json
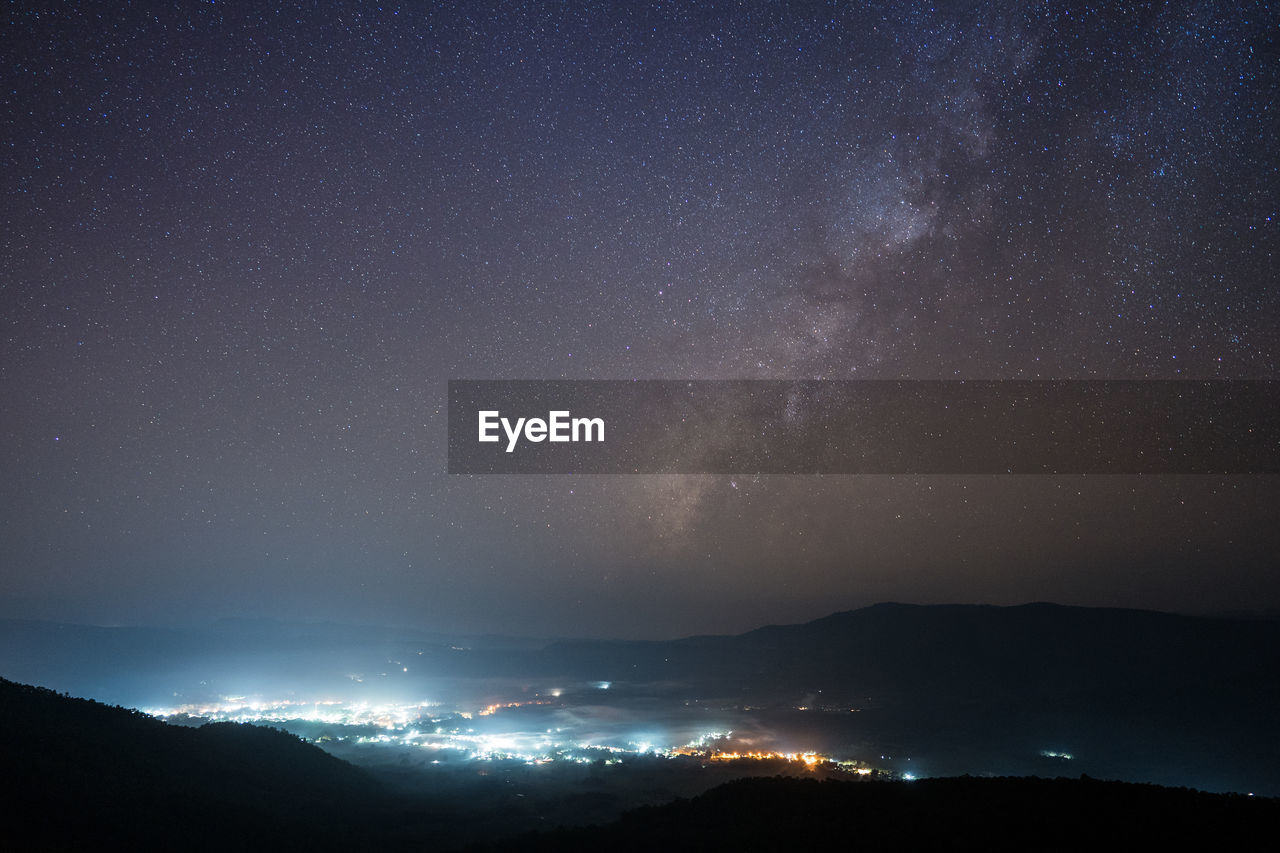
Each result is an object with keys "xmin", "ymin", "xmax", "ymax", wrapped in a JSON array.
[{"xmin": 142, "ymin": 696, "xmax": 896, "ymax": 776}]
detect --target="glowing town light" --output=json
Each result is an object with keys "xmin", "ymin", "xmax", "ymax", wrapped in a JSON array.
[{"xmin": 142, "ymin": 696, "xmax": 888, "ymax": 778}]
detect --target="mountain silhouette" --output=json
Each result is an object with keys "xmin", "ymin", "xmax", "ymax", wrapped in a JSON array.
[
  {"xmin": 1, "ymin": 678, "xmax": 422, "ymax": 850},
  {"xmin": 483, "ymin": 774, "xmax": 1278, "ymax": 851}
]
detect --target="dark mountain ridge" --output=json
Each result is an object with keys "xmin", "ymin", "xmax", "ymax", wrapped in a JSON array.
[
  {"xmin": 1, "ymin": 677, "xmax": 394, "ymax": 850},
  {"xmin": 539, "ymin": 602, "xmax": 1280, "ymax": 794},
  {"xmin": 484, "ymin": 774, "xmax": 1279, "ymax": 852},
  {"xmin": 542, "ymin": 602, "xmax": 1280, "ymax": 701}
]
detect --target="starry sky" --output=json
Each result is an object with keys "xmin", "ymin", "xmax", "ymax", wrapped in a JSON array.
[{"xmin": 2, "ymin": 0, "xmax": 1277, "ymax": 638}]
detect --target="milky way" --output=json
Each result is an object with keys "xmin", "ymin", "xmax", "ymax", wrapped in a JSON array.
[{"xmin": 2, "ymin": 1, "xmax": 1277, "ymax": 637}]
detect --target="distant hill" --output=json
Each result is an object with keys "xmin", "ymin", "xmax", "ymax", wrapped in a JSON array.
[
  {"xmin": 543, "ymin": 602, "xmax": 1280, "ymax": 698},
  {"xmin": 486, "ymin": 775, "xmax": 1278, "ymax": 851},
  {"xmin": 539, "ymin": 603, "xmax": 1280, "ymax": 794}
]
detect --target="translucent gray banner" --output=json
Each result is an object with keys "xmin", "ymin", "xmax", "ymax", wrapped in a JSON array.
[{"xmin": 447, "ymin": 380, "xmax": 1280, "ymax": 474}]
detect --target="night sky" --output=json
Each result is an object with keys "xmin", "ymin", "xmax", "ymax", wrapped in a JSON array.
[{"xmin": 2, "ymin": 1, "xmax": 1277, "ymax": 638}]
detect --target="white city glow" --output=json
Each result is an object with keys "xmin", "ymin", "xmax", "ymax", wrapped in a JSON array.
[{"xmin": 141, "ymin": 696, "xmax": 894, "ymax": 776}]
